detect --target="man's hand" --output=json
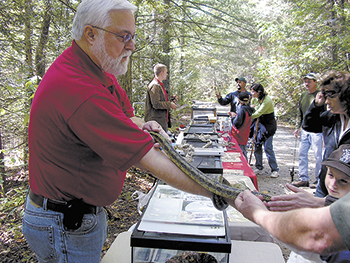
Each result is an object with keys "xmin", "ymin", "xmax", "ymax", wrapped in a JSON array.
[
  {"xmin": 294, "ymin": 129, "xmax": 300, "ymax": 139},
  {"xmin": 170, "ymin": 102, "xmax": 178, "ymax": 109},
  {"xmin": 234, "ymin": 190, "xmax": 267, "ymax": 222},
  {"xmin": 228, "ymin": 112, "xmax": 237, "ymax": 118},
  {"xmin": 216, "ymin": 91, "xmax": 221, "ymax": 99},
  {"xmin": 315, "ymin": 91, "xmax": 325, "ymax": 107},
  {"xmin": 142, "ymin": 121, "xmax": 171, "ymax": 147},
  {"xmin": 266, "ymin": 183, "xmax": 324, "ymax": 211}
]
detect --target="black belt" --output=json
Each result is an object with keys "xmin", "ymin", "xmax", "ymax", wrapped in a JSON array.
[{"xmin": 29, "ymin": 189, "xmax": 97, "ymax": 214}]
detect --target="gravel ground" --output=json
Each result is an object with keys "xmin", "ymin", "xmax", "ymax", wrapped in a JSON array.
[{"xmin": 253, "ymin": 124, "xmax": 318, "ymax": 195}]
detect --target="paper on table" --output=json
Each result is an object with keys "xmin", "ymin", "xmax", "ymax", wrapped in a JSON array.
[
  {"xmin": 226, "ymin": 206, "xmax": 250, "ymax": 223},
  {"xmin": 138, "ymin": 185, "xmax": 226, "ymax": 236},
  {"xmin": 222, "ymin": 171, "xmax": 256, "ymax": 191},
  {"xmin": 141, "ymin": 196, "xmax": 224, "ymax": 226},
  {"xmin": 222, "ymin": 152, "xmax": 241, "ymax": 162}
]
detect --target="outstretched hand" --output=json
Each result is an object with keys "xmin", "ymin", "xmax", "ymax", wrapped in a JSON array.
[
  {"xmin": 266, "ymin": 183, "xmax": 324, "ymax": 211},
  {"xmin": 315, "ymin": 91, "xmax": 325, "ymax": 107},
  {"xmin": 234, "ymin": 190, "xmax": 268, "ymax": 223}
]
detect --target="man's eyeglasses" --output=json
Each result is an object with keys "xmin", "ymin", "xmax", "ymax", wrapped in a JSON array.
[
  {"xmin": 322, "ymin": 89, "xmax": 338, "ymax": 99},
  {"xmin": 91, "ymin": 25, "xmax": 136, "ymax": 43}
]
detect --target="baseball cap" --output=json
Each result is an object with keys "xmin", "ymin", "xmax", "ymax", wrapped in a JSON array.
[
  {"xmin": 238, "ymin": 91, "xmax": 250, "ymax": 102},
  {"xmin": 322, "ymin": 144, "xmax": 350, "ymax": 176},
  {"xmin": 303, "ymin": 73, "xmax": 317, "ymax": 81},
  {"xmin": 235, "ymin": 77, "xmax": 247, "ymax": 83}
]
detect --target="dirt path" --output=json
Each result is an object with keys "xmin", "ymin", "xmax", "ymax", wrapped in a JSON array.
[{"xmin": 255, "ymin": 124, "xmax": 317, "ymax": 196}]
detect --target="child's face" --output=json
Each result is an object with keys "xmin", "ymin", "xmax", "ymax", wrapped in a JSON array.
[{"xmin": 325, "ymin": 167, "xmax": 350, "ymax": 198}]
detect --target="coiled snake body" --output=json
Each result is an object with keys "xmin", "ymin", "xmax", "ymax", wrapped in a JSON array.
[{"xmin": 150, "ymin": 131, "xmax": 271, "ymax": 209}]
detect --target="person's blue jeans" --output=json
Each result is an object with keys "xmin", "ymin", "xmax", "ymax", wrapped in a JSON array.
[
  {"xmin": 22, "ymin": 193, "xmax": 107, "ymax": 263},
  {"xmin": 298, "ymin": 129, "xmax": 323, "ymax": 182},
  {"xmin": 314, "ymin": 181, "xmax": 326, "ymax": 197},
  {"xmin": 254, "ymin": 135, "xmax": 279, "ymax": 172}
]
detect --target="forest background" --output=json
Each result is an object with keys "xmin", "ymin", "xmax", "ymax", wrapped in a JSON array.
[{"xmin": 1, "ymin": 0, "xmax": 350, "ymax": 261}]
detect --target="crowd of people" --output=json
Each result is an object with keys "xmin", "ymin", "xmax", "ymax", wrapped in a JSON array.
[
  {"xmin": 217, "ymin": 79, "xmax": 279, "ymax": 177},
  {"xmin": 21, "ymin": 0, "xmax": 350, "ymax": 262},
  {"xmin": 231, "ymin": 71, "xmax": 350, "ymax": 263},
  {"xmin": 216, "ymin": 69, "xmax": 350, "ymax": 262}
]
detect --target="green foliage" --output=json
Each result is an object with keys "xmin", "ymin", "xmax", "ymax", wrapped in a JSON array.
[
  {"xmin": 255, "ymin": 0, "xmax": 350, "ymax": 125},
  {"xmin": 131, "ymin": 0, "xmax": 261, "ymax": 108},
  {"xmin": 0, "ymin": 179, "xmax": 27, "ymax": 237}
]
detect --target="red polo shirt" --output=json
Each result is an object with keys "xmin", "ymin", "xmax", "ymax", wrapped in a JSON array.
[{"xmin": 28, "ymin": 41, "xmax": 153, "ymax": 206}]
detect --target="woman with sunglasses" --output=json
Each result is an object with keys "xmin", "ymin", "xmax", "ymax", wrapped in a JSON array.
[
  {"xmin": 267, "ymin": 71, "xmax": 350, "ymax": 213},
  {"xmin": 302, "ymin": 71, "xmax": 350, "ymax": 198}
]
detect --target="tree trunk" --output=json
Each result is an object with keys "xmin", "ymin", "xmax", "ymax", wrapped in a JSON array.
[
  {"xmin": 0, "ymin": 129, "xmax": 6, "ymax": 195},
  {"xmin": 35, "ymin": 3, "xmax": 51, "ymax": 77},
  {"xmin": 24, "ymin": 0, "xmax": 33, "ymax": 77},
  {"xmin": 117, "ymin": 57, "xmax": 133, "ymax": 102},
  {"xmin": 328, "ymin": 0, "xmax": 337, "ymax": 65},
  {"xmin": 162, "ymin": 0, "xmax": 171, "ymax": 93}
]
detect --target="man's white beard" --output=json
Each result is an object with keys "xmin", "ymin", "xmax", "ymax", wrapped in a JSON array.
[{"xmin": 91, "ymin": 37, "xmax": 131, "ymax": 76}]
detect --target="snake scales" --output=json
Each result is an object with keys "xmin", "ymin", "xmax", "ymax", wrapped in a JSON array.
[{"xmin": 150, "ymin": 131, "xmax": 272, "ymax": 207}]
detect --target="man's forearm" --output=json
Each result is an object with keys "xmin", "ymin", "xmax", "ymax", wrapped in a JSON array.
[
  {"xmin": 254, "ymin": 206, "xmax": 345, "ymax": 254},
  {"xmin": 135, "ymin": 147, "xmax": 212, "ymax": 199},
  {"xmin": 130, "ymin": 116, "xmax": 145, "ymax": 129}
]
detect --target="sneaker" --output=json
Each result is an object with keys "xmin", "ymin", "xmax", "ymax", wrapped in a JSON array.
[
  {"xmin": 253, "ymin": 168, "xmax": 263, "ymax": 175},
  {"xmin": 291, "ymin": 180, "xmax": 309, "ymax": 187},
  {"xmin": 269, "ymin": 171, "xmax": 279, "ymax": 178}
]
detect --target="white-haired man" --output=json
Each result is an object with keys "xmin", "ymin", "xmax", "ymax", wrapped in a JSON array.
[{"xmin": 22, "ymin": 1, "xmax": 220, "ymax": 262}]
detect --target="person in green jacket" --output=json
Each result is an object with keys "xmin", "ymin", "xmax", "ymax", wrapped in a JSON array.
[{"xmin": 250, "ymin": 83, "xmax": 279, "ymax": 178}]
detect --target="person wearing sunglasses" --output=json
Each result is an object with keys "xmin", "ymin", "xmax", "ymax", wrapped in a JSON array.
[
  {"xmin": 301, "ymin": 71, "xmax": 350, "ymax": 198},
  {"xmin": 266, "ymin": 71, "xmax": 350, "ymax": 211},
  {"xmin": 292, "ymin": 73, "xmax": 324, "ymax": 188},
  {"xmin": 22, "ymin": 1, "xmax": 230, "ymax": 262}
]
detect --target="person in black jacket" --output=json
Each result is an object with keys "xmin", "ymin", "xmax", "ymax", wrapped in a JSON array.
[
  {"xmin": 266, "ymin": 71, "xmax": 350, "ymax": 212},
  {"xmin": 216, "ymin": 77, "xmax": 250, "ymax": 118},
  {"xmin": 302, "ymin": 71, "xmax": 350, "ymax": 197}
]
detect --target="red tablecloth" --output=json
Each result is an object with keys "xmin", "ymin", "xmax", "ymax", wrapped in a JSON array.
[{"xmin": 220, "ymin": 133, "xmax": 258, "ymax": 191}]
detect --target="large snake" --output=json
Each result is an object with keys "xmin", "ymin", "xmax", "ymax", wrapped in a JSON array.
[{"xmin": 150, "ymin": 131, "xmax": 271, "ymax": 209}]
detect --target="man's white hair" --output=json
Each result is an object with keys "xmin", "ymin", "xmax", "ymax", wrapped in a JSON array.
[{"xmin": 71, "ymin": 0, "xmax": 137, "ymax": 40}]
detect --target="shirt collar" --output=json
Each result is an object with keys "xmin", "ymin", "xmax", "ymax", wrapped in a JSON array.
[
  {"xmin": 72, "ymin": 41, "xmax": 114, "ymax": 92},
  {"xmin": 155, "ymin": 78, "xmax": 164, "ymax": 88}
]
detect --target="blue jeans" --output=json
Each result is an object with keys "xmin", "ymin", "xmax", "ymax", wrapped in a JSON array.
[
  {"xmin": 315, "ymin": 182, "xmax": 326, "ymax": 197},
  {"xmin": 254, "ymin": 135, "xmax": 279, "ymax": 172},
  {"xmin": 22, "ymin": 194, "xmax": 107, "ymax": 263},
  {"xmin": 298, "ymin": 129, "xmax": 323, "ymax": 182}
]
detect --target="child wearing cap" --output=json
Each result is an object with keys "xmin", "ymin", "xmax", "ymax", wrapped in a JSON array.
[
  {"xmin": 230, "ymin": 91, "xmax": 254, "ymax": 160},
  {"xmin": 319, "ymin": 144, "xmax": 350, "ymax": 262},
  {"xmin": 287, "ymin": 144, "xmax": 350, "ymax": 263}
]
